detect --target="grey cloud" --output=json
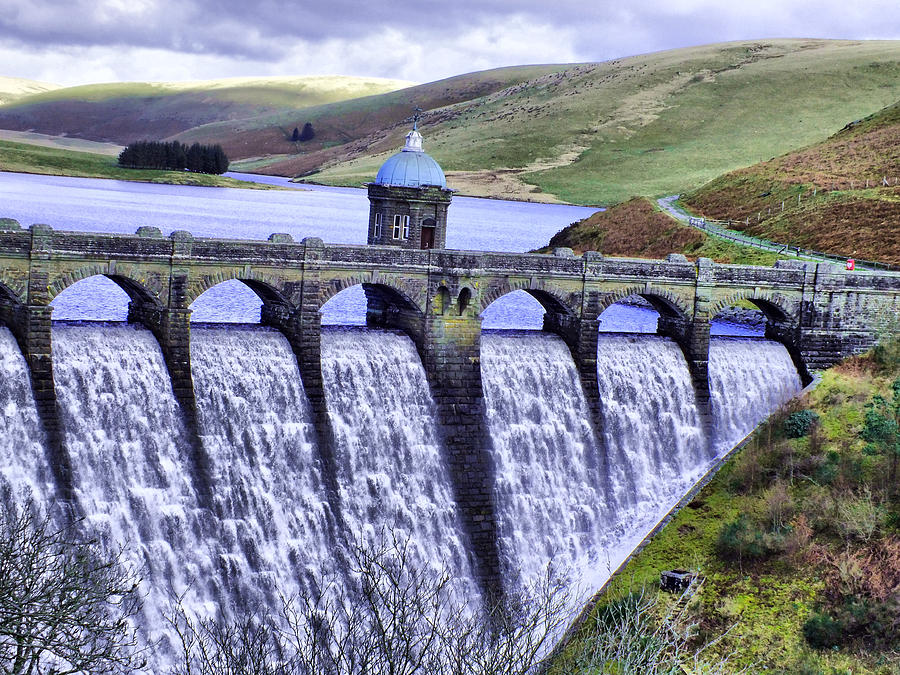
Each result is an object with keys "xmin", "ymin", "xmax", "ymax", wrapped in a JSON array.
[{"xmin": 2, "ymin": 0, "xmax": 898, "ymax": 83}]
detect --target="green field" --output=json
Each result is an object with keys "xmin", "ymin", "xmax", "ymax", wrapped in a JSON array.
[
  {"xmin": 2, "ymin": 40, "xmax": 899, "ymax": 207},
  {"xmin": 293, "ymin": 40, "xmax": 900, "ymax": 204},
  {"xmin": 0, "ymin": 140, "xmax": 278, "ymax": 189}
]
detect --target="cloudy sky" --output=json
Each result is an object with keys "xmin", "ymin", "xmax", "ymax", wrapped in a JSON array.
[{"xmin": 3, "ymin": 0, "xmax": 899, "ymax": 86}]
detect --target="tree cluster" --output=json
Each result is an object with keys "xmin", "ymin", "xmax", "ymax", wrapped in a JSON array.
[
  {"xmin": 290, "ymin": 123, "xmax": 315, "ymax": 143},
  {"xmin": 169, "ymin": 534, "xmax": 572, "ymax": 675},
  {"xmin": 117, "ymin": 141, "xmax": 229, "ymax": 174}
]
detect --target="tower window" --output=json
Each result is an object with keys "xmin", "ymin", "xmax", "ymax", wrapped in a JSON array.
[
  {"xmin": 374, "ymin": 212, "xmax": 383, "ymax": 238},
  {"xmin": 392, "ymin": 214, "xmax": 410, "ymax": 239}
]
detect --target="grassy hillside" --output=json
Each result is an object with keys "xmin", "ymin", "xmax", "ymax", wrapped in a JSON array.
[
  {"xmin": 3, "ymin": 40, "xmax": 897, "ymax": 205},
  {"xmin": 536, "ymin": 197, "xmax": 781, "ymax": 265},
  {"xmin": 0, "ymin": 76, "xmax": 59, "ymax": 106},
  {"xmin": 683, "ymin": 100, "xmax": 900, "ymax": 265},
  {"xmin": 552, "ymin": 340, "xmax": 900, "ymax": 673},
  {"xmin": 177, "ymin": 64, "xmax": 572, "ymax": 175},
  {"xmin": 0, "ymin": 75, "xmax": 411, "ymax": 144},
  {"xmin": 0, "ymin": 140, "xmax": 278, "ymax": 189},
  {"xmin": 272, "ymin": 39, "xmax": 900, "ymax": 204}
]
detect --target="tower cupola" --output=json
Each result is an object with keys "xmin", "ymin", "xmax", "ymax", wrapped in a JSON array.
[{"xmin": 366, "ymin": 113, "xmax": 453, "ymax": 250}]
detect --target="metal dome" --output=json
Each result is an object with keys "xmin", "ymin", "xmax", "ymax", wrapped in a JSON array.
[{"xmin": 373, "ymin": 126, "xmax": 446, "ymax": 188}]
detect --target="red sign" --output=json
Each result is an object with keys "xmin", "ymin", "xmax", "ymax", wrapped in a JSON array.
[{"xmin": 846, "ymin": 258, "xmax": 855, "ymax": 271}]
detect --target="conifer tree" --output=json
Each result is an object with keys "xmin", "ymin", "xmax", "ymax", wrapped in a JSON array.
[{"xmin": 299, "ymin": 122, "xmax": 315, "ymax": 142}]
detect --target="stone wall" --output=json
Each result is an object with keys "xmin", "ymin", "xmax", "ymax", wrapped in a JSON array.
[{"xmin": 3, "ymin": 222, "xmax": 900, "ymax": 593}]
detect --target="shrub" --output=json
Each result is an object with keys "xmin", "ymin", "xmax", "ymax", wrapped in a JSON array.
[
  {"xmin": 716, "ymin": 514, "xmax": 782, "ymax": 563},
  {"xmin": 835, "ymin": 489, "xmax": 883, "ymax": 543},
  {"xmin": 802, "ymin": 612, "xmax": 844, "ymax": 649},
  {"xmin": 784, "ymin": 410, "xmax": 820, "ymax": 438}
]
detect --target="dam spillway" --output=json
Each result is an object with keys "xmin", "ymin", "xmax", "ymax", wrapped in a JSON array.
[{"xmin": 0, "ymin": 320, "xmax": 802, "ymax": 668}]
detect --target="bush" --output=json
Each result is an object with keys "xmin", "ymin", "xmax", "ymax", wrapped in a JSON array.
[
  {"xmin": 716, "ymin": 514, "xmax": 783, "ymax": 563},
  {"xmin": 802, "ymin": 612, "xmax": 844, "ymax": 649},
  {"xmin": 784, "ymin": 410, "xmax": 820, "ymax": 438}
]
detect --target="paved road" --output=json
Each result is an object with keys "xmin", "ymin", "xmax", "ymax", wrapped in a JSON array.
[{"xmin": 657, "ymin": 195, "xmax": 838, "ymax": 265}]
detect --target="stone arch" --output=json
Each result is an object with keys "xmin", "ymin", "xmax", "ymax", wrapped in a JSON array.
[
  {"xmin": 479, "ymin": 279, "xmax": 579, "ymax": 318},
  {"xmin": 0, "ymin": 279, "xmax": 24, "ymax": 306},
  {"xmin": 0, "ymin": 277, "xmax": 25, "ymax": 306},
  {"xmin": 710, "ymin": 289, "xmax": 809, "ymax": 384},
  {"xmin": 186, "ymin": 269, "xmax": 289, "ymax": 308},
  {"xmin": 0, "ymin": 280, "xmax": 26, "ymax": 348},
  {"xmin": 596, "ymin": 285, "xmax": 692, "ymax": 322},
  {"xmin": 47, "ymin": 265, "xmax": 165, "ymax": 306},
  {"xmin": 318, "ymin": 275, "xmax": 426, "ymax": 316},
  {"xmin": 710, "ymin": 290, "xmax": 795, "ymax": 325}
]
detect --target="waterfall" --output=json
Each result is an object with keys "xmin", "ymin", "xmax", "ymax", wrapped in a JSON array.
[
  {"xmin": 0, "ymin": 327, "xmax": 53, "ymax": 500},
  {"xmin": 710, "ymin": 337, "xmax": 803, "ymax": 448},
  {"xmin": 320, "ymin": 327, "xmax": 478, "ymax": 598},
  {"xmin": 482, "ymin": 331, "xmax": 801, "ymax": 592},
  {"xmin": 481, "ymin": 331, "xmax": 611, "ymax": 587},
  {"xmin": 51, "ymin": 324, "xmax": 229, "ymax": 658},
  {"xmin": 0, "ymin": 320, "xmax": 803, "ymax": 668},
  {"xmin": 190, "ymin": 325, "xmax": 337, "ymax": 603}
]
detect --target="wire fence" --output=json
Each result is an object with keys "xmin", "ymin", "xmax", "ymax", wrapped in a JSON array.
[{"xmin": 687, "ymin": 217, "xmax": 900, "ymax": 272}]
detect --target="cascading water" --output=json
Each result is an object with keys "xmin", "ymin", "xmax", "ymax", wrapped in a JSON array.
[
  {"xmin": 482, "ymin": 330, "xmax": 802, "ymax": 593},
  {"xmin": 51, "ymin": 323, "xmax": 234, "ymax": 660},
  {"xmin": 481, "ymin": 331, "xmax": 612, "ymax": 587},
  {"xmin": 320, "ymin": 327, "xmax": 478, "ymax": 598},
  {"xmin": 0, "ymin": 317, "xmax": 803, "ymax": 669},
  {"xmin": 0, "ymin": 327, "xmax": 53, "ymax": 500},
  {"xmin": 189, "ymin": 326, "xmax": 336, "ymax": 604},
  {"xmin": 710, "ymin": 337, "xmax": 803, "ymax": 448}
]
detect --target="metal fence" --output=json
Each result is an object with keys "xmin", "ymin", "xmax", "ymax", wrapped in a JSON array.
[{"xmin": 687, "ymin": 217, "xmax": 900, "ymax": 272}]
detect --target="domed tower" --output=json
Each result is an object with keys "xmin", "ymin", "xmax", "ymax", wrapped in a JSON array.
[{"xmin": 366, "ymin": 119, "xmax": 453, "ymax": 250}]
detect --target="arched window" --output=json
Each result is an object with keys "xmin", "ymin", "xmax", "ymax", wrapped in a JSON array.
[
  {"xmin": 457, "ymin": 288, "xmax": 472, "ymax": 316},
  {"xmin": 374, "ymin": 212, "xmax": 383, "ymax": 239}
]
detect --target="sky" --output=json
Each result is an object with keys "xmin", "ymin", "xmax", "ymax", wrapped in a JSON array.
[{"xmin": 2, "ymin": 0, "xmax": 899, "ymax": 87}]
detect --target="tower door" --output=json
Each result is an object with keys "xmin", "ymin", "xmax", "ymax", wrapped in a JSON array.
[{"xmin": 420, "ymin": 219, "xmax": 436, "ymax": 249}]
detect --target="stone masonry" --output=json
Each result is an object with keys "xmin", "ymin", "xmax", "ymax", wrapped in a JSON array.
[{"xmin": 2, "ymin": 221, "xmax": 900, "ymax": 598}]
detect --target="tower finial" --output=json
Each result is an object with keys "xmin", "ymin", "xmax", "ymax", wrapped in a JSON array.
[{"xmin": 403, "ymin": 106, "xmax": 425, "ymax": 152}]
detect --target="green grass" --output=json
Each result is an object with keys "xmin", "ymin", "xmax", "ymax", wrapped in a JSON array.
[
  {"xmin": 0, "ymin": 140, "xmax": 279, "ymax": 189},
  {"xmin": 306, "ymin": 40, "xmax": 900, "ymax": 205}
]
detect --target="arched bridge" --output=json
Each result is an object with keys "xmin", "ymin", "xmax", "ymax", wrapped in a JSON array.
[{"xmin": 2, "ymin": 221, "xmax": 899, "ymax": 597}]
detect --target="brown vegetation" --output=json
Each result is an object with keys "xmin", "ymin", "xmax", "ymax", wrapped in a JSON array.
[
  {"xmin": 538, "ymin": 198, "xmax": 704, "ymax": 257},
  {"xmin": 684, "ymin": 100, "xmax": 900, "ymax": 264}
]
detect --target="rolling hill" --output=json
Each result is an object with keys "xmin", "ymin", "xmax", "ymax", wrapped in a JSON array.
[
  {"xmin": 0, "ymin": 76, "xmax": 59, "ymax": 106},
  {"xmin": 0, "ymin": 75, "xmax": 412, "ymax": 145},
  {"xmin": 190, "ymin": 39, "xmax": 900, "ymax": 204},
  {"xmin": 1, "ymin": 40, "xmax": 898, "ymax": 207},
  {"xmin": 681, "ymin": 99, "xmax": 900, "ymax": 265}
]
